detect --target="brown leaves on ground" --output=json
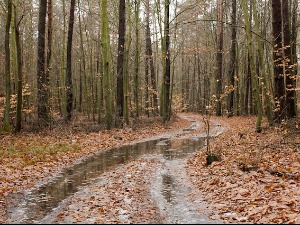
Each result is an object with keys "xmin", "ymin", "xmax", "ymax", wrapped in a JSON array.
[
  {"xmin": 0, "ymin": 115, "xmax": 189, "ymax": 223},
  {"xmin": 0, "ymin": 116, "xmax": 189, "ymax": 196},
  {"xmin": 53, "ymin": 158, "xmax": 163, "ymax": 224},
  {"xmin": 187, "ymin": 116, "xmax": 300, "ymax": 224}
]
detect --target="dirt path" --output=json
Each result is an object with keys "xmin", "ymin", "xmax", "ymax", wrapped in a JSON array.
[
  {"xmin": 151, "ymin": 156, "xmax": 221, "ymax": 224},
  {"xmin": 6, "ymin": 114, "xmax": 227, "ymax": 224}
]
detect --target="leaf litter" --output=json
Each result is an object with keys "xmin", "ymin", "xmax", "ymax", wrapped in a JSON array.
[
  {"xmin": 1, "ymin": 114, "xmax": 300, "ymax": 224},
  {"xmin": 187, "ymin": 116, "xmax": 300, "ymax": 224}
]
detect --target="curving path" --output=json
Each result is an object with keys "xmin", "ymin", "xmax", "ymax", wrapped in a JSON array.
[{"xmin": 7, "ymin": 114, "xmax": 227, "ymax": 224}]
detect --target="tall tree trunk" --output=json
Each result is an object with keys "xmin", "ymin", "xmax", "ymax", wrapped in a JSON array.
[
  {"xmin": 4, "ymin": 0, "xmax": 12, "ymax": 132},
  {"xmin": 145, "ymin": 0, "xmax": 158, "ymax": 115},
  {"xmin": 272, "ymin": 0, "xmax": 285, "ymax": 123},
  {"xmin": 144, "ymin": 47, "xmax": 150, "ymax": 117},
  {"xmin": 215, "ymin": 0, "xmax": 224, "ymax": 116},
  {"xmin": 290, "ymin": 0, "xmax": 298, "ymax": 116},
  {"xmin": 228, "ymin": 0, "xmax": 236, "ymax": 117},
  {"xmin": 116, "ymin": 0, "xmax": 126, "ymax": 123},
  {"xmin": 46, "ymin": 0, "xmax": 52, "ymax": 118},
  {"xmin": 123, "ymin": 0, "xmax": 132, "ymax": 124},
  {"xmin": 37, "ymin": 0, "xmax": 50, "ymax": 124},
  {"xmin": 65, "ymin": 0, "xmax": 76, "ymax": 121},
  {"xmin": 282, "ymin": 0, "xmax": 297, "ymax": 118},
  {"xmin": 78, "ymin": 0, "xmax": 87, "ymax": 114},
  {"xmin": 59, "ymin": 0, "xmax": 67, "ymax": 117},
  {"xmin": 253, "ymin": 0, "xmax": 273, "ymax": 125},
  {"xmin": 241, "ymin": 0, "xmax": 263, "ymax": 132},
  {"xmin": 14, "ymin": 5, "xmax": 23, "ymax": 133},
  {"xmin": 161, "ymin": 0, "xmax": 171, "ymax": 122},
  {"xmin": 102, "ymin": 0, "xmax": 113, "ymax": 129},
  {"xmin": 134, "ymin": 0, "xmax": 140, "ymax": 118}
]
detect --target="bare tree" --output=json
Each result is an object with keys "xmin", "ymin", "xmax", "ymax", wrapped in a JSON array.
[{"xmin": 65, "ymin": 0, "xmax": 76, "ymax": 121}]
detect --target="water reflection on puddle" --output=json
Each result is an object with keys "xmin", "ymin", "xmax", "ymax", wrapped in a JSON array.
[
  {"xmin": 162, "ymin": 174, "xmax": 176, "ymax": 204},
  {"xmin": 8, "ymin": 137, "xmax": 206, "ymax": 223}
]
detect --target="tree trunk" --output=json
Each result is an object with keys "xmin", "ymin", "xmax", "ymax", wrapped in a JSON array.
[
  {"xmin": 4, "ymin": 0, "xmax": 12, "ymax": 132},
  {"xmin": 116, "ymin": 0, "xmax": 126, "ymax": 123},
  {"xmin": 241, "ymin": 0, "xmax": 263, "ymax": 132},
  {"xmin": 290, "ymin": 0, "xmax": 298, "ymax": 116},
  {"xmin": 145, "ymin": 0, "xmax": 158, "ymax": 115},
  {"xmin": 282, "ymin": 0, "xmax": 297, "ymax": 118},
  {"xmin": 14, "ymin": 5, "xmax": 23, "ymax": 133},
  {"xmin": 123, "ymin": 0, "xmax": 132, "ymax": 124},
  {"xmin": 228, "ymin": 0, "xmax": 236, "ymax": 117},
  {"xmin": 65, "ymin": 0, "xmax": 76, "ymax": 121},
  {"xmin": 272, "ymin": 0, "xmax": 285, "ymax": 123},
  {"xmin": 215, "ymin": 0, "xmax": 224, "ymax": 116},
  {"xmin": 161, "ymin": 0, "xmax": 171, "ymax": 122},
  {"xmin": 134, "ymin": 0, "xmax": 140, "ymax": 118},
  {"xmin": 46, "ymin": 0, "xmax": 52, "ymax": 118},
  {"xmin": 78, "ymin": 0, "xmax": 87, "ymax": 114},
  {"xmin": 37, "ymin": 0, "xmax": 50, "ymax": 124},
  {"xmin": 102, "ymin": 0, "xmax": 113, "ymax": 129},
  {"xmin": 253, "ymin": 0, "xmax": 273, "ymax": 125}
]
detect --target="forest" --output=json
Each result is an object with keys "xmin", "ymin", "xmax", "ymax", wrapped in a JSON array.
[
  {"xmin": 0, "ymin": 0, "xmax": 298, "ymax": 132},
  {"xmin": 0, "ymin": 0, "xmax": 300, "ymax": 224}
]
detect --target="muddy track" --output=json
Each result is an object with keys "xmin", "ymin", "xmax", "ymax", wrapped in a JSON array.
[{"xmin": 6, "ymin": 114, "xmax": 227, "ymax": 224}]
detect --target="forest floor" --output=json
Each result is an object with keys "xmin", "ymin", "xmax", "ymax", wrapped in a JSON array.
[{"xmin": 1, "ymin": 113, "xmax": 300, "ymax": 224}]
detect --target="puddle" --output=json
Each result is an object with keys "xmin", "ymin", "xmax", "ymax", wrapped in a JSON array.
[
  {"xmin": 161, "ymin": 174, "xmax": 176, "ymax": 204},
  {"xmin": 7, "ymin": 136, "xmax": 206, "ymax": 224}
]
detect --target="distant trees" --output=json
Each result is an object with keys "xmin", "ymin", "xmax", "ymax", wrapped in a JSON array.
[
  {"xmin": 272, "ymin": 0, "xmax": 297, "ymax": 123},
  {"xmin": 1, "ymin": 0, "xmax": 299, "ymax": 133}
]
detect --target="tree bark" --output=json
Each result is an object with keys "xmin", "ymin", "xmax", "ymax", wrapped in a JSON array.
[
  {"xmin": 161, "ymin": 0, "xmax": 171, "ymax": 122},
  {"xmin": 290, "ymin": 0, "xmax": 298, "ymax": 116},
  {"xmin": 228, "ymin": 0, "xmax": 236, "ymax": 117},
  {"xmin": 134, "ymin": 0, "xmax": 140, "ymax": 118},
  {"xmin": 116, "ymin": 0, "xmax": 126, "ymax": 122},
  {"xmin": 65, "ymin": 0, "xmax": 76, "ymax": 121},
  {"xmin": 282, "ymin": 0, "xmax": 297, "ymax": 118},
  {"xmin": 102, "ymin": 0, "xmax": 113, "ymax": 129},
  {"xmin": 145, "ymin": 0, "xmax": 158, "ymax": 115},
  {"xmin": 253, "ymin": 0, "xmax": 273, "ymax": 125},
  {"xmin": 241, "ymin": 0, "xmax": 263, "ymax": 132},
  {"xmin": 4, "ymin": 0, "xmax": 12, "ymax": 132},
  {"xmin": 215, "ymin": 0, "xmax": 224, "ymax": 116},
  {"xmin": 14, "ymin": 6, "xmax": 23, "ymax": 133},
  {"xmin": 37, "ymin": 0, "xmax": 50, "ymax": 124},
  {"xmin": 272, "ymin": 0, "xmax": 285, "ymax": 122}
]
